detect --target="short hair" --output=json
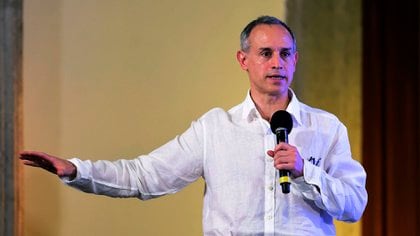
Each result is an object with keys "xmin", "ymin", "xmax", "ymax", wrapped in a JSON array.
[{"xmin": 240, "ymin": 15, "xmax": 297, "ymax": 52}]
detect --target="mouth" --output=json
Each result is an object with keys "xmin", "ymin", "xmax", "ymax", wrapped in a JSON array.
[{"xmin": 266, "ymin": 75, "xmax": 286, "ymax": 80}]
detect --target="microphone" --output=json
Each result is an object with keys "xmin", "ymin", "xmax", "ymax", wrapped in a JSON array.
[{"xmin": 270, "ymin": 110, "xmax": 293, "ymax": 194}]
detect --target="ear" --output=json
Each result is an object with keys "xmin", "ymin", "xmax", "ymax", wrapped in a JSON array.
[
  {"xmin": 236, "ymin": 50, "xmax": 248, "ymax": 71},
  {"xmin": 293, "ymin": 51, "xmax": 299, "ymax": 67}
]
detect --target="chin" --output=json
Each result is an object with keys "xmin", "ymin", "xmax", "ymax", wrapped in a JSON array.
[{"xmin": 267, "ymin": 91, "xmax": 282, "ymax": 97}]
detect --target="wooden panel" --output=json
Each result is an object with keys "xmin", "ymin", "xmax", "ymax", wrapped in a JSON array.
[{"xmin": 0, "ymin": 0, "xmax": 23, "ymax": 235}]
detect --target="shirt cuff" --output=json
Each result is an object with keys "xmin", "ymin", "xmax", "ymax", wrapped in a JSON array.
[
  {"xmin": 60, "ymin": 158, "xmax": 82, "ymax": 183},
  {"xmin": 293, "ymin": 159, "xmax": 322, "ymax": 200}
]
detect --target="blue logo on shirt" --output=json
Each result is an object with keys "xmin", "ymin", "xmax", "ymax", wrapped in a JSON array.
[{"xmin": 308, "ymin": 156, "xmax": 321, "ymax": 166}]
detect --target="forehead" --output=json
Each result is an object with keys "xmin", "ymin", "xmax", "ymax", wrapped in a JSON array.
[{"xmin": 248, "ymin": 24, "xmax": 294, "ymax": 50}]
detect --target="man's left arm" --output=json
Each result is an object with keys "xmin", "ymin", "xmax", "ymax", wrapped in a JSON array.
[{"xmin": 293, "ymin": 124, "xmax": 368, "ymax": 222}]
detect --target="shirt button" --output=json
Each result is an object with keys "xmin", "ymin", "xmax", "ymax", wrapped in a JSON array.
[
  {"xmin": 267, "ymin": 215, "xmax": 273, "ymax": 220},
  {"xmin": 268, "ymin": 186, "xmax": 274, "ymax": 191}
]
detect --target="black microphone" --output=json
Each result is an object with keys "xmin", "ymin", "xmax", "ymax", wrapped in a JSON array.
[{"xmin": 270, "ymin": 110, "xmax": 293, "ymax": 194}]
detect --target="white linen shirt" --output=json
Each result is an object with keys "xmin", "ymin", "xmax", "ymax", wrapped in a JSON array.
[{"xmin": 65, "ymin": 90, "xmax": 367, "ymax": 235}]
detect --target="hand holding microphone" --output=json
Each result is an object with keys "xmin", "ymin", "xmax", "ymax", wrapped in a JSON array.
[{"xmin": 268, "ymin": 110, "xmax": 304, "ymax": 194}]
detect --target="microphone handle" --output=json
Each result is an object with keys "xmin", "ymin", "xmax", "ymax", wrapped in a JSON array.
[{"xmin": 275, "ymin": 128, "xmax": 291, "ymax": 194}]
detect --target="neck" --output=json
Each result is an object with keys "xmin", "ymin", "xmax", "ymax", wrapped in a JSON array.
[{"xmin": 251, "ymin": 90, "xmax": 291, "ymax": 121}]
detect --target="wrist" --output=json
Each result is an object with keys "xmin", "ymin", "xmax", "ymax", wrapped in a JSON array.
[{"xmin": 64, "ymin": 161, "xmax": 77, "ymax": 181}]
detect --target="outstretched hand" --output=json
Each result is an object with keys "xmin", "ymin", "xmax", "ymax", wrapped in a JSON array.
[{"xmin": 19, "ymin": 151, "xmax": 77, "ymax": 180}]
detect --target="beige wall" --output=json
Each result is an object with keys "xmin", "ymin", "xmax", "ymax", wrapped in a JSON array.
[{"xmin": 23, "ymin": 1, "xmax": 286, "ymax": 235}]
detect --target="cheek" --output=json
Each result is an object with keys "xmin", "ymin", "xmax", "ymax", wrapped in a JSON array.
[
  {"xmin": 287, "ymin": 63, "xmax": 296, "ymax": 74},
  {"xmin": 248, "ymin": 63, "xmax": 266, "ymax": 75}
]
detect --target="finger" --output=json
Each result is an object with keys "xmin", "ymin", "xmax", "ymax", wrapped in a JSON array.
[
  {"xmin": 274, "ymin": 163, "xmax": 287, "ymax": 170},
  {"xmin": 19, "ymin": 152, "xmax": 40, "ymax": 159},
  {"xmin": 27, "ymin": 159, "xmax": 57, "ymax": 173},
  {"xmin": 274, "ymin": 157, "xmax": 289, "ymax": 166},
  {"xmin": 21, "ymin": 154, "xmax": 55, "ymax": 168},
  {"xmin": 19, "ymin": 153, "xmax": 42, "ymax": 162},
  {"xmin": 20, "ymin": 151, "xmax": 54, "ymax": 163},
  {"xmin": 275, "ymin": 162, "xmax": 293, "ymax": 170},
  {"xmin": 21, "ymin": 160, "xmax": 40, "ymax": 167},
  {"xmin": 273, "ymin": 142, "xmax": 289, "ymax": 152},
  {"xmin": 267, "ymin": 150, "xmax": 275, "ymax": 157},
  {"xmin": 273, "ymin": 149, "xmax": 289, "ymax": 159},
  {"xmin": 20, "ymin": 150, "xmax": 44, "ymax": 156},
  {"xmin": 19, "ymin": 151, "xmax": 42, "ymax": 160}
]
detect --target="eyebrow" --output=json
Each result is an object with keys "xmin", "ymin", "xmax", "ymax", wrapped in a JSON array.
[{"xmin": 258, "ymin": 47, "xmax": 293, "ymax": 51}]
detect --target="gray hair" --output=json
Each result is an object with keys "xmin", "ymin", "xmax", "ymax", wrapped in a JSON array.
[{"xmin": 240, "ymin": 15, "xmax": 297, "ymax": 52}]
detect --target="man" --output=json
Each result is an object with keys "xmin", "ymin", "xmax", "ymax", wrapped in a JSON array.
[{"xmin": 20, "ymin": 16, "xmax": 367, "ymax": 235}]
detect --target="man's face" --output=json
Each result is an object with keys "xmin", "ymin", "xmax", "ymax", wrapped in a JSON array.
[{"xmin": 237, "ymin": 24, "xmax": 298, "ymax": 98}]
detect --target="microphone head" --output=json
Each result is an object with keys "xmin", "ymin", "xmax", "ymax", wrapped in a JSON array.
[{"xmin": 270, "ymin": 110, "xmax": 293, "ymax": 134}]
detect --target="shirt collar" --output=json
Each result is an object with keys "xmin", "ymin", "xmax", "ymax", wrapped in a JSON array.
[
  {"xmin": 241, "ymin": 89, "xmax": 302, "ymax": 126},
  {"xmin": 285, "ymin": 89, "xmax": 302, "ymax": 126},
  {"xmin": 242, "ymin": 90, "xmax": 260, "ymax": 122}
]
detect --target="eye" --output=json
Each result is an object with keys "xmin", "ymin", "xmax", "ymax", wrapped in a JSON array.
[
  {"xmin": 280, "ymin": 50, "xmax": 292, "ymax": 59},
  {"xmin": 260, "ymin": 50, "xmax": 272, "ymax": 58}
]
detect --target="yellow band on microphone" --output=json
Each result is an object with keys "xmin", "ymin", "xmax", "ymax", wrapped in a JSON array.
[{"xmin": 279, "ymin": 176, "xmax": 291, "ymax": 184}]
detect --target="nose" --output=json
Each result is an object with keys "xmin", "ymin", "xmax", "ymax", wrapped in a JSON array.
[{"xmin": 270, "ymin": 53, "xmax": 283, "ymax": 69}]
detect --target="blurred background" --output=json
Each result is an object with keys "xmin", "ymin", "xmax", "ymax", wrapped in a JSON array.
[{"xmin": 11, "ymin": 0, "xmax": 417, "ymax": 235}]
